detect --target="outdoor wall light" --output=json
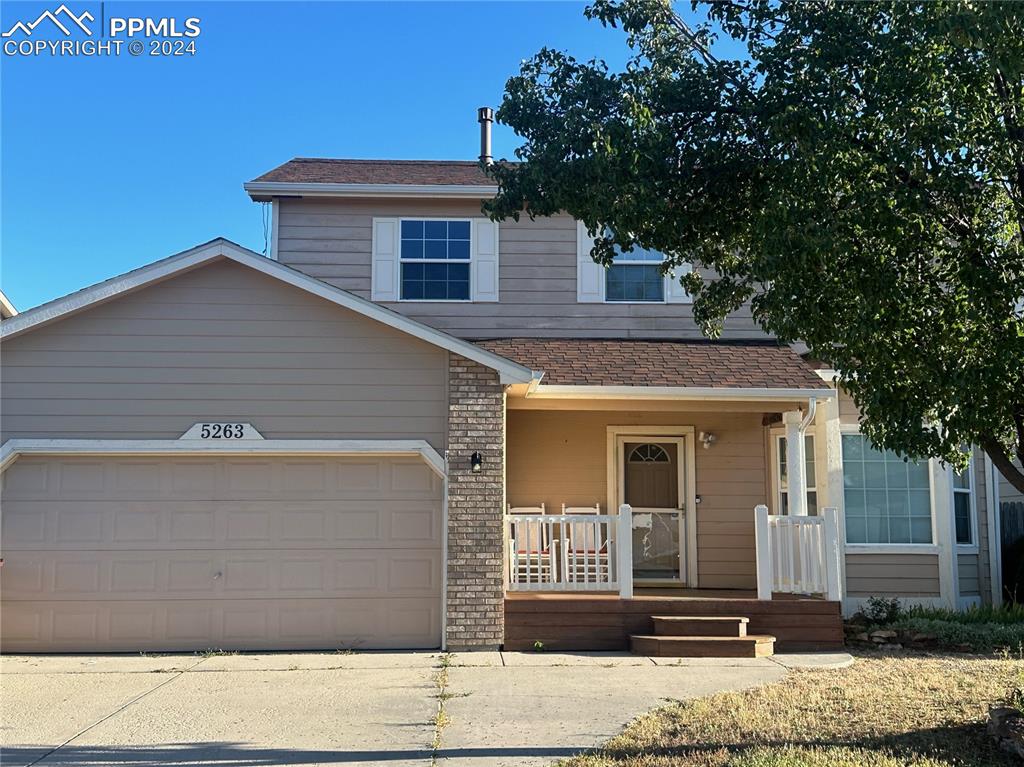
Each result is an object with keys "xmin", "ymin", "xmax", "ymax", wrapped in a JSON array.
[
  {"xmin": 470, "ymin": 452, "xmax": 483, "ymax": 473},
  {"xmin": 698, "ymin": 431, "xmax": 717, "ymax": 450}
]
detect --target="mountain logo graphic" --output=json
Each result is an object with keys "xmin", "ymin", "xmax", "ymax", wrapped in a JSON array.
[{"xmin": 2, "ymin": 4, "xmax": 94, "ymax": 38}]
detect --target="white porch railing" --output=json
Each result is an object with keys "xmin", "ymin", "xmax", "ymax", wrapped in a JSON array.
[
  {"xmin": 754, "ymin": 504, "xmax": 842, "ymax": 601},
  {"xmin": 505, "ymin": 505, "xmax": 634, "ymax": 597}
]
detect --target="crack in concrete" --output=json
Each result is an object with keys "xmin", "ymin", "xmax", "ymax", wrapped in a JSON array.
[{"xmin": 22, "ymin": 656, "xmax": 210, "ymax": 767}]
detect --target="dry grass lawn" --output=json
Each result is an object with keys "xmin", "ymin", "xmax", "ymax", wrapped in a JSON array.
[{"xmin": 560, "ymin": 652, "xmax": 1023, "ymax": 767}]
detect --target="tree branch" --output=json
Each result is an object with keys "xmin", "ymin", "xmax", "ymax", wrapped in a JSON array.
[{"xmin": 982, "ymin": 435, "xmax": 1024, "ymax": 495}]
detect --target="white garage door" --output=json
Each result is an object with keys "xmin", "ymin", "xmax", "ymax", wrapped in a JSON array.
[{"xmin": 0, "ymin": 454, "xmax": 443, "ymax": 652}]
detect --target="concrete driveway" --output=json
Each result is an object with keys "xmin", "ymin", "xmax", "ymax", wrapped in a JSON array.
[{"xmin": 1, "ymin": 650, "xmax": 839, "ymax": 767}]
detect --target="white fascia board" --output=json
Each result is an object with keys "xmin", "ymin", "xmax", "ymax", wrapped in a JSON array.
[
  {"xmin": 0, "ymin": 239, "xmax": 535, "ymax": 385},
  {"xmin": 244, "ymin": 181, "xmax": 499, "ymax": 200},
  {"xmin": 0, "ymin": 290, "xmax": 17, "ymax": 318},
  {"xmin": 526, "ymin": 385, "xmax": 835, "ymax": 402},
  {"xmin": 0, "ymin": 439, "xmax": 446, "ymax": 478}
]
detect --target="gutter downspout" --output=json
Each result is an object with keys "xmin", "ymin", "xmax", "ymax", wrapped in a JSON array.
[{"xmin": 801, "ymin": 396, "xmax": 818, "ymax": 432}]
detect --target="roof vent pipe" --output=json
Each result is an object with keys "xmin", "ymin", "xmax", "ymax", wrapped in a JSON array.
[{"xmin": 477, "ymin": 106, "xmax": 494, "ymax": 165}]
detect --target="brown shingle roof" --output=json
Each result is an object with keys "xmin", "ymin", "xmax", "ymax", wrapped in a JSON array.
[
  {"xmin": 250, "ymin": 159, "xmax": 495, "ymax": 186},
  {"xmin": 475, "ymin": 339, "xmax": 830, "ymax": 390}
]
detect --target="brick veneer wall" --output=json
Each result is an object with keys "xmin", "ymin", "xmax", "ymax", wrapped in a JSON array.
[{"xmin": 446, "ymin": 353, "xmax": 505, "ymax": 650}]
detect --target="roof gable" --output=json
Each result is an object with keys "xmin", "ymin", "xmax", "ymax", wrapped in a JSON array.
[{"xmin": 0, "ymin": 238, "xmax": 536, "ymax": 385}]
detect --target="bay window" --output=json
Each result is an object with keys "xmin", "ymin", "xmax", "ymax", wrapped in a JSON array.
[{"xmin": 841, "ymin": 433, "xmax": 932, "ymax": 545}]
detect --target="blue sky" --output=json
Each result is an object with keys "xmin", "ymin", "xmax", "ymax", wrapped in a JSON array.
[{"xmin": 1, "ymin": 1, "xmax": 714, "ymax": 310}]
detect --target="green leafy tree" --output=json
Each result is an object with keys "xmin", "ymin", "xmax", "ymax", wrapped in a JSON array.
[{"xmin": 484, "ymin": 0, "xmax": 1024, "ymax": 492}]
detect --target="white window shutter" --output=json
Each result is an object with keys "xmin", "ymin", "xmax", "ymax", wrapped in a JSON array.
[
  {"xmin": 371, "ymin": 218, "xmax": 400, "ymax": 301},
  {"xmin": 576, "ymin": 220, "xmax": 605, "ymax": 303},
  {"xmin": 471, "ymin": 218, "xmax": 499, "ymax": 302},
  {"xmin": 665, "ymin": 262, "xmax": 693, "ymax": 304}
]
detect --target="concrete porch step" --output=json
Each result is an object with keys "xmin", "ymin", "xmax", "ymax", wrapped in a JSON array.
[
  {"xmin": 652, "ymin": 615, "xmax": 749, "ymax": 637},
  {"xmin": 630, "ymin": 633, "xmax": 776, "ymax": 658}
]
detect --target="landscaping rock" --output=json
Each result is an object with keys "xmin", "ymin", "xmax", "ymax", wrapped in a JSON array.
[
  {"xmin": 853, "ymin": 632, "xmax": 869, "ymax": 642},
  {"xmin": 989, "ymin": 706, "xmax": 1024, "ymax": 759},
  {"xmin": 870, "ymin": 630, "xmax": 897, "ymax": 642},
  {"xmin": 877, "ymin": 643, "xmax": 903, "ymax": 651}
]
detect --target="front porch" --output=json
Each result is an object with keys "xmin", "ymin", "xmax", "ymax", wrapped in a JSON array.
[
  {"xmin": 500, "ymin": 388, "xmax": 845, "ymax": 654},
  {"xmin": 504, "ymin": 590, "xmax": 844, "ymax": 653}
]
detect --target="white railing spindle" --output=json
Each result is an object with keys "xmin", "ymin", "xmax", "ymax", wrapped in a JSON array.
[
  {"xmin": 505, "ymin": 511, "xmax": 631, "ymax": 593},
  {"xmin": 754, "ymin": 505, "xmax": 843, "ymax": 600}
]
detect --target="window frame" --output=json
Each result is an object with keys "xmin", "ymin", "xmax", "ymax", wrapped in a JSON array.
[
  {"xmin": 952, "ymin": 451, "xmax": 979, "ymax": 552},
  {"xmin": 839, "ymin": 425, "xmax": 939, "ymax": 553},
  {"xmin": 604, "ymin": 245, "xmax": 669, "ymax": 304},
  {"xmin": 397, "ymin": 216, "xmax": 473, "ymax": 303},
  {"xmin": 770, "ymin": 431, "xmax": 818, "ymax": 516}
]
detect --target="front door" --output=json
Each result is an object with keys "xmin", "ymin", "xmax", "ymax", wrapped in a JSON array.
[{"xmin": 620, "ymin": 439, "xmax": 687, "ymax": 585}]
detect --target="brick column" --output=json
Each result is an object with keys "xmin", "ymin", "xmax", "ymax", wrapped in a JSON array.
[{"xmin": 445, "ymin": 353, "xmax": 505, "ymax": 650}]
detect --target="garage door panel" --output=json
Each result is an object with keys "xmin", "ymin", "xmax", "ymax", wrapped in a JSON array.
[
  {"xmin": 2, "ymin": 598, "xmax": 440, "ymax": 652},
  {"xmin": 4, "ymin": 500, "xmax": 441, "ymax": 550},
  {"xmin": 3, "ymin": 457, "xmax": 443, "ymax": 503},
  {"xmin": 3, "ymin": 548, "xmax": 442, "ymax": 600},
  {"xmin": 2, "ymin": 455, "xmax": 442, "ymax": 651}
]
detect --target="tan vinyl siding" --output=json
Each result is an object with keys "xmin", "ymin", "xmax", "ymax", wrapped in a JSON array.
[
  {"xmin": 971, "ymin": 448, "xmax": 992, "ymax": 602},
  {"xmin": 0, "ymin": 259, "xmax": 448, "ymax": 449},
  {"xmin": 957, "ymin": 553, "xmax": 981, "ymax": 596},
  {"xmin": 506, "ymin": 408, "xmax": 769, "ymax": 590},
  {"xmin": 1001, "ymin": 460, "xmax": 1024, "ymax": 505},
  {"xmin": 277, "ymin": 198, "xmax": 766, "ymax": 340},
  {"xmin": 838, "ymin": 386, "xmax": 861, "ymax": 426},
  {"xmin": 844, "ymin": 553, "xmax": 941, "ymax": 597}
]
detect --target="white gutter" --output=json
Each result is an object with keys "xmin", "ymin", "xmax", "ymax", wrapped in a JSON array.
[
  {"xmin": 244, "ymin": 181, "xmax": 499, "ymax": 200},
  {"xmin": 524, "ymin": 385, "xmax": 834, "ymax": 402}
]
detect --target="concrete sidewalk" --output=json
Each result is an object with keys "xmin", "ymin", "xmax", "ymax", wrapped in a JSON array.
[{"xmin": 1, "ymin": 651, "xmax": 851, "ymax": 767}]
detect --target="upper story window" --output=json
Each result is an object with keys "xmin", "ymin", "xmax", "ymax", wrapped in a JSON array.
[
  {"xmin": 575, "ymin": 221, "xmax": 691, "ymax": 304},
  {"xmin": 371, "ymin": 216, "xmax": 498, "ymax": 304},
  {"xmin": 400, "ymin": 220, "xmax": 471, "ymax": 301},
  {"xmin": 606, "ymin": 245, "xmax": 666, "ymax": 303},
  {"xmin": 841, "ymin": 433, "xmax": 932, "ymax": 545}
]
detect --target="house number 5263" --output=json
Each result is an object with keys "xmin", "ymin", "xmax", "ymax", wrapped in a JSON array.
[{"xmin": 199, "ymin": 423, "xmax": 246, "ymax": 439}]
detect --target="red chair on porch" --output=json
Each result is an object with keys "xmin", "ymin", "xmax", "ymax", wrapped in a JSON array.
[
  {"xmin": 561, "ymin": 503, "xmax": 611, "ymax": 585},
  {"xmin": 507, "ymin": 504, "xmax": 556, "ymax": 585}
]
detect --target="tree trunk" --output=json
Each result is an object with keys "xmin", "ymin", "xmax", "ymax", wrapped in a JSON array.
[{"xmin": 981, "ymin": 437, "xmax": 1024, "ymax": 495}]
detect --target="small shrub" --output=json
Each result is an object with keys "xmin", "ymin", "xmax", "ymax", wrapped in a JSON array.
[
  {"xmin": 862, "ymin": 597, "xmax": 903, "ymax": 625},
  {"xmin": 533, "ymin": 640, "xmax": 545, "ymax": 652}
]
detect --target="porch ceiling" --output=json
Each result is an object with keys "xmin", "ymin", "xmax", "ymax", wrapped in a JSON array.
[{"xmin": 475, "ymin": 339, "xmax": 831, "ymax": 391}]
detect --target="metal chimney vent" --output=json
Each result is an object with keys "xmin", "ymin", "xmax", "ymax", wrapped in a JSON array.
[{"xmin": 477, "ymin": 107, "xmax": 494, "ymax": 165}]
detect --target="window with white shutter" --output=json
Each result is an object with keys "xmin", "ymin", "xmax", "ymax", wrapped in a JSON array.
[
  {"xmin": 371, "ymin": 218, "xmax": 400, "ymax": 301},
  {"xmin": 576, "ymin": 221, "xmax": 692, "ymax": 304}
]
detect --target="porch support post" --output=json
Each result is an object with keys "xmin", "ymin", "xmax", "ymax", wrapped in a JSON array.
[
  {"xmin": 822, "ymin": 507, "xmax": 843, "ymax": 602},
  {"xmin": 617, "ymin": 504, "xmax": 634, "ymax": 599},
  {"xmin": 783, "ymin": 410, "xmax": 808, "ymax": 516},
  {"xmin": 754, "ymin": 504, "xmax": 773, "ymax": 600}
]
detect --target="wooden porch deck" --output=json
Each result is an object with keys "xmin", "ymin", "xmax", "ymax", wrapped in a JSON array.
[{"xmin": 504, "ymin": 589, "xmax": 844, "ymax": 653}]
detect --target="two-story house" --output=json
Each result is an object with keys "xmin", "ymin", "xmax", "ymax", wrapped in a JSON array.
[{"xmin": 0, "ymin": 115, "xmax": 1002, "ymax": 655}]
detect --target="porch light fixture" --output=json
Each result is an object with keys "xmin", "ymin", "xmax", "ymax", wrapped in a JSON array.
[
  {"xmin": 470, "ymin": 451, "xmax": 483, "ymax": 473},
  {"xmin": 698, "ymin": 431, "xmax": 717, "ymax": 450}
]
